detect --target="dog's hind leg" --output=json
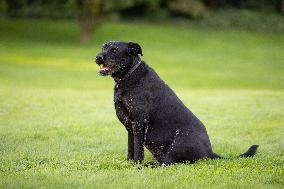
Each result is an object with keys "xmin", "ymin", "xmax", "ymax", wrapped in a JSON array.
[
  {"xmin": 160, "ymin": 130, "xmax": 213, "ymax": 165},
  {"xmin": 159, "ymin": 130, "xmax": 192, "ymax": 165}
]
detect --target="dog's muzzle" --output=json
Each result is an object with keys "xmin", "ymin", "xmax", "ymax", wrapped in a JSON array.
[
  {"xmin": 96, "ymin": 55, "xmax": 111, "ymax": 76},
  {"xmin": 98, "ymin": 65, "xmax": 111, "ymax": 76},
  {"xmin": 96, "ymin": 55, "xmax": 104, "ymax": 64}
]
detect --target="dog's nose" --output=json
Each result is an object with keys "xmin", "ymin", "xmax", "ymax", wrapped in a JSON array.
[{"xmin": 96, "ymin": 55, "xmax": 104, "ymax": 63}]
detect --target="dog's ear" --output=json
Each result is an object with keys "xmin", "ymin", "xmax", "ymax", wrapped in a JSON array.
[{"xmin": 128, "ymin": 42, "xmax": 143, "ymax": 56}]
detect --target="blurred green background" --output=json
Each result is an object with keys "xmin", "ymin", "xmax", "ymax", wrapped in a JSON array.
[{"xmin": 0, "ymin": 0, "xmax": 284, "ymax": 188}]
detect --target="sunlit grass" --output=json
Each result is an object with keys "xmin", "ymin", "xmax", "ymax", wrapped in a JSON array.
[{"xmin": 0, "ymin": 19, "xmax": 283, "ymax": 188}]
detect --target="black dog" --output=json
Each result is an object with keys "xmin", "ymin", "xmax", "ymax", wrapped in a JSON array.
[{"xmin": 96, "ymin": 41, "xmax": 259, "ymax": 164}]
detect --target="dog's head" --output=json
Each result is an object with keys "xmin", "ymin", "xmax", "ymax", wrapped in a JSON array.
[{"xmin": 95, "ymin": 41, "xmax": 143, "ymax": 77}]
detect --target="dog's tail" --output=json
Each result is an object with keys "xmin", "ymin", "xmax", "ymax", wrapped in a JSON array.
[{"xmin": 212, "ymin": 145, "xmax": 259, "ymax": 159}]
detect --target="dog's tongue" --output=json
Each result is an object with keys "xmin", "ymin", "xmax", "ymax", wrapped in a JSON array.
[
  {"xmin": 99, "ymin": 65, "xmax": 110, "ymax": 72},
  {"xmin": 99, "ymin": 65, "xmax": 111, "ymax": 76}
]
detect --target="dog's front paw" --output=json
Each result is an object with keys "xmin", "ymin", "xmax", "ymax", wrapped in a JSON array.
[{"xmin": 133, "ymin": 159, "xmax": 144, "ymax": 164}]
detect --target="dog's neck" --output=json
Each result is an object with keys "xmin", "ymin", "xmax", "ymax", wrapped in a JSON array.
[
  {"xmin": 113, "ymin": 56, "xmax": 144, "ymax": 83},
  {"xmin": 122, "ymin": 60, "xmax": 142, "ymax": 80},
  {"xmin": 113, "ymin": 60, "xmax": 147, "ymax": 87}
]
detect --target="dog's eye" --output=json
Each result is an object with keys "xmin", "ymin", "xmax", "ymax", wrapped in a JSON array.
[{"xmin": 111, "ymin": 48, "xmax": 118, "ymax": 53}]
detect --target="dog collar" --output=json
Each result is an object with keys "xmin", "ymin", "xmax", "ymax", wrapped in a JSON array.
[
  {"xmin": 114, "ymin": 60, "xmax": 143, "ymax": 85},
  {"xmin": 125, "ymin": 60, "xmax": 142, "ymax": 78}
]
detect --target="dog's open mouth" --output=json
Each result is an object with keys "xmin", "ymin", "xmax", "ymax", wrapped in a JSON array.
[{"xmin": 99, "ymin": 64, "xmax": 111, "ymax": 76}]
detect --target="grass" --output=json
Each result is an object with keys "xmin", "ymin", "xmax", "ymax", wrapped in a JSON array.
[{"xmin": 0, "ymin": 18, "xmax": 283, "ymax": 188}]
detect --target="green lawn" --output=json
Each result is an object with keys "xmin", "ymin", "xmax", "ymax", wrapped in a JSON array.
[{"xmin": 0, "ymin": 19, "xmax": 283, "ymax": 188}]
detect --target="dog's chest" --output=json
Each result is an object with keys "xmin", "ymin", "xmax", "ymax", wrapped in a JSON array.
[{"xmin": 114, "ymin": 84, "xmax": 135, "ymax": 118}]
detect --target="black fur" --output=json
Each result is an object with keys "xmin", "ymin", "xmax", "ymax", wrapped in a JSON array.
[{"xmin": 96, "ymin": 41, "xmax": 259, "ymax": 164}]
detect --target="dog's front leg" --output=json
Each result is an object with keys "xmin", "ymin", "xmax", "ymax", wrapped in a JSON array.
[
  {"xmin": 127, "ymin": 130, "xmax": 134, "ymax": 160},
  {"xmin": 114, "ymin": 101, "xmax": 135, "ymax": 160},
  {"xmin": 132, "ymin": 121, "xmax": 146, "ymax": 163}
]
